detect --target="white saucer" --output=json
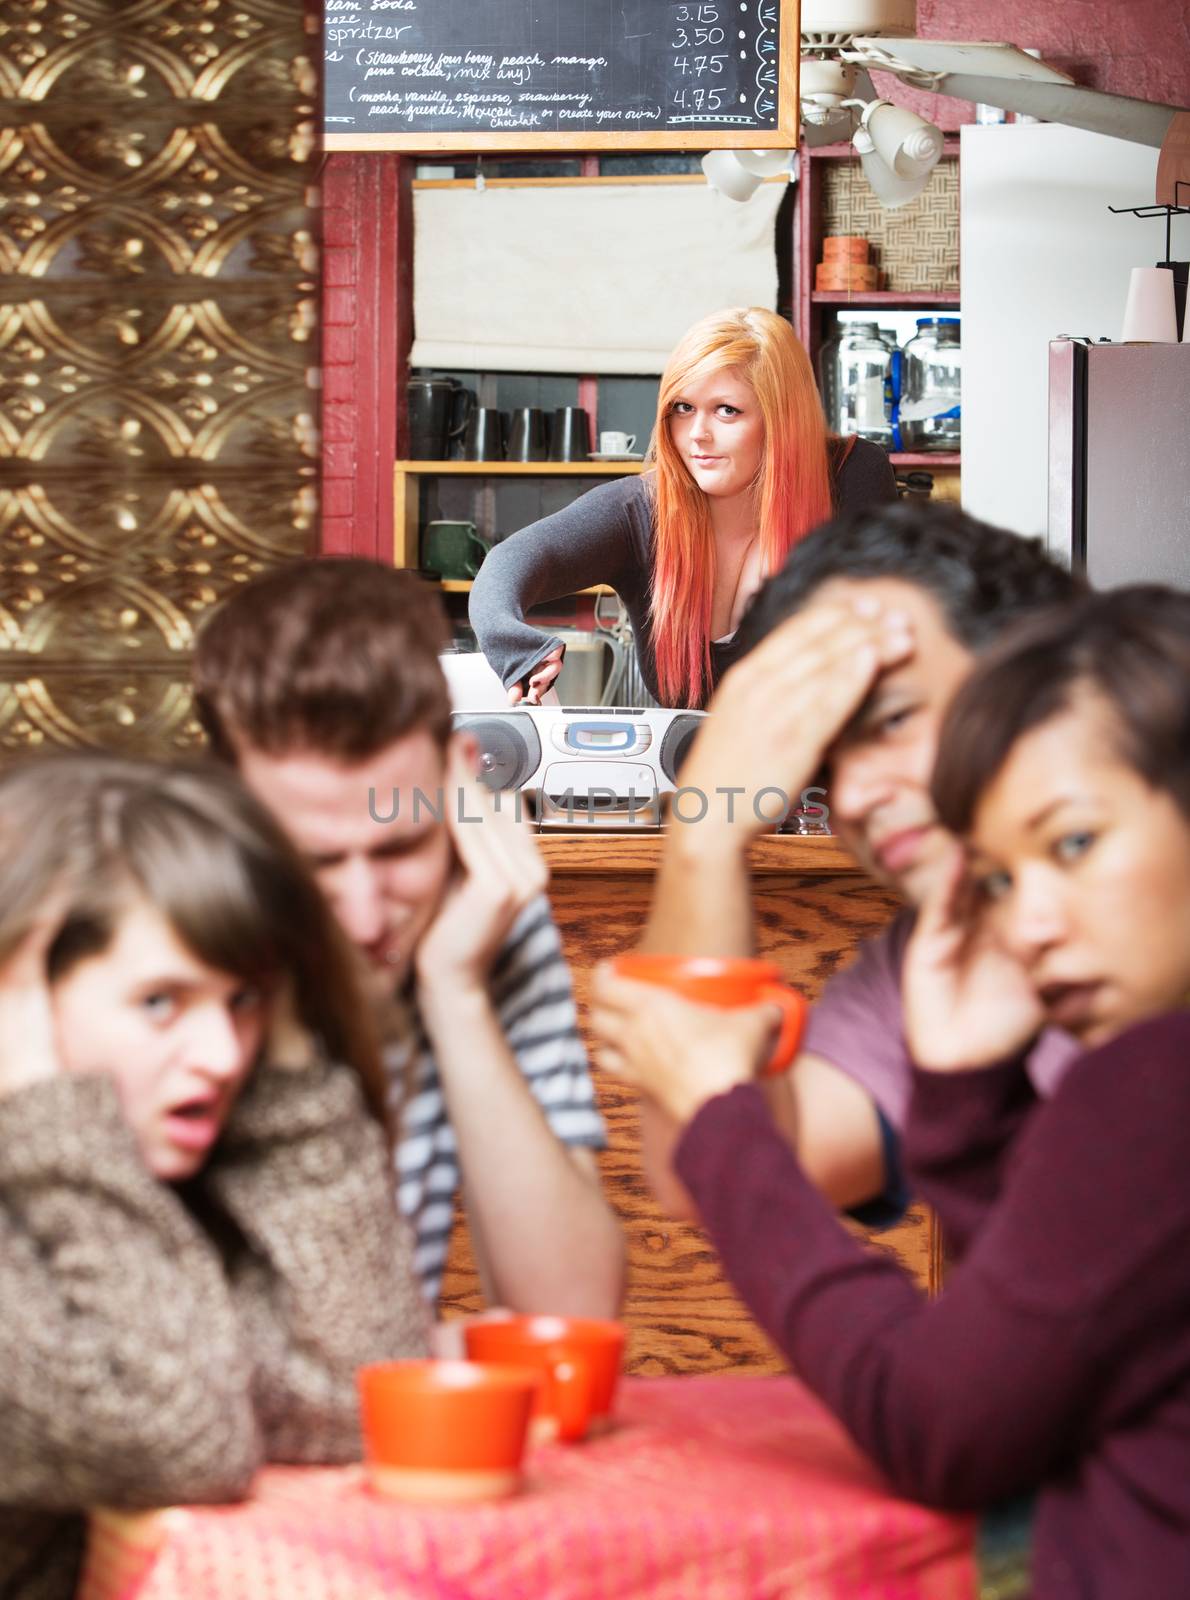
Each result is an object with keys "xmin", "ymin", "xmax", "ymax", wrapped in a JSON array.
[{"xmin": 587, "ymin": 451, "xmax": 644, "ymax": 462}]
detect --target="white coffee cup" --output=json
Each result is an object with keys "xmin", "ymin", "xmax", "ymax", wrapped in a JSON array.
[
  {"xmin": 1121, "ymin": 266, "xmax": 1178, "ymax": 343},
  {"xmin": 599, "ymin": 431, "xmax": 636, "ymax": 455}
]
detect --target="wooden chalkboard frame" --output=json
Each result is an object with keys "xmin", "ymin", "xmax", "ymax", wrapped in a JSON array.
[{"xmin": 324, "ymin": 0, "xmax": 800, "ymax": 152}]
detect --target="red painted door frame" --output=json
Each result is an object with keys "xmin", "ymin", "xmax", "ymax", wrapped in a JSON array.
[{"xmin": 319, "ymin": 154, "xmax": 411, "ymax": 559}]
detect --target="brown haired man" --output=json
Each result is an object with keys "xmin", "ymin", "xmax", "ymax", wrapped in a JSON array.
[{"xmin": 194, "ymin": 559, "xmax": 624, "ymax": 1317}]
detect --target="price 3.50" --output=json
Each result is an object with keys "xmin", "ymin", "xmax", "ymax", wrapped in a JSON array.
[{"xmin": 671, "ymin": 25, "xmax": 726, "ymax": 46}]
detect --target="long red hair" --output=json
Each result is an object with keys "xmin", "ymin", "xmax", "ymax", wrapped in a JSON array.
[{"xmin": 648, "ymin": 307, "xmax": 834, "ymax": 707}]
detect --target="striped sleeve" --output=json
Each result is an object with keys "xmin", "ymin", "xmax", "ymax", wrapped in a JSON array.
[
  {"xmin": 491, "ymin": 896, "xmax": 607, "ymax": 1149},
  {"xmin": 387, "ymin": 895, "xmax": 606, "ymax": 1308}
]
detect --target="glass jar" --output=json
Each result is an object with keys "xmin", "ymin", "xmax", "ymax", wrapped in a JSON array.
[
  {"xmin": 893, "ymin": 317, "xmax": 961, "ymax": 452},
  {"xmin": 817, "ymin": 321, "xmax": 895, "ymax": 446}
]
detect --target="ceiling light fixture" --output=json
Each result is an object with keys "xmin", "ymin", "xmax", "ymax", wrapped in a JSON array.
[
  {"xmin": 700, "ymin": 147, "xmax": 795, "ymax": 203},
  {"xmin": 703, "ymin": 2, "xmax": 1189, "ymax": 211},
  {"xmin": 847, "ymin": 97, "xmax": 943, "ymax": 208}
]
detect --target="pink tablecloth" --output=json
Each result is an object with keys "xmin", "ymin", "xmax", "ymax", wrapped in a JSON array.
[{"xmin": 82, "ymin": 1375, "xmax": 976, "ymax": 1600}]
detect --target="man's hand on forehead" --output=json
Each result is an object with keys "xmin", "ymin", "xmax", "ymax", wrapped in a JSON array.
[{"xmin": 676, "ymin": 597, "xmax": 915, "ymax": 836}]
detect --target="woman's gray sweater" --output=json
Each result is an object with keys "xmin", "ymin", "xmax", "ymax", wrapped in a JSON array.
[{"xmin": 468, "ymin": 437, "xmax": 896, "ymax": 707}]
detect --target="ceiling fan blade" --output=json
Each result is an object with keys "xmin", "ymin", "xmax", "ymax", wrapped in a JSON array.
[
  {"xmin": 927, "ymin": 79, "xmax": 1179, "ymax": 147},
  {"xmin": 849, "ymin": 38, "xmax": 1074, "ymax": 85},
  {"xmin": 847, "ymin": 39, "xmax": 1186, "ymax": 149}
]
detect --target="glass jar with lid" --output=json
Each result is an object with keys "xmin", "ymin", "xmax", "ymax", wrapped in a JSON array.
[
  {"xmin": 817, "ymin": 321, "xmax": 895, "ymax": 446},
  {"xmin": 892, "ymin": 317, "xmax": 961, "ymax": 452}
]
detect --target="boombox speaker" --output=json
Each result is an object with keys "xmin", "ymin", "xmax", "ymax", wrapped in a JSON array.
[
  {"xmin": 454, "ymin": 711, "xmax": 542, "ymax": 792},
  {"xmin": 452, "ymin": 707, "xmax": 707, "ymax": 829},
  {"xmin": 659, "ymin": 713, "xmax": 703, "ymax": 783}
]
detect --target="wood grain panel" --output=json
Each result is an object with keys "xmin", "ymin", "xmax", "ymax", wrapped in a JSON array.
[
  {"xmin": 440, "ymin": 844, "xmax": 934, "ymax": 1375},
  {"xmin": 536, "ymin": 834, "xmax": 870, "ymax": 877}
]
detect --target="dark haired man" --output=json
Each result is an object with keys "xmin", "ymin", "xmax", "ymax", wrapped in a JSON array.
[
  {"xmin": 194, "ymin": 559, "xmax": 623, "ymax": 1316},
  {"xmin": 617, "ymin": 501, "xmax": 1085, "ymax": 1219}
]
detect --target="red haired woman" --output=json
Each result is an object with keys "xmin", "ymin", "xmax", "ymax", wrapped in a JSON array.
[{"xmin": 469, "ymin": 307, "xmax": 895, "ymax": 710}]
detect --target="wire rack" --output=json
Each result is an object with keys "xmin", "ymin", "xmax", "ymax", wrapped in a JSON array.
[{"xmin": 1107, "ymin": 182, "xmax": 1190, "ymax": 261}]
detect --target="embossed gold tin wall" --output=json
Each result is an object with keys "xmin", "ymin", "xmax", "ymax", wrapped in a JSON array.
[{"xmin": 0, "ymin": 0, "xmax": 318, "ymax": 753}]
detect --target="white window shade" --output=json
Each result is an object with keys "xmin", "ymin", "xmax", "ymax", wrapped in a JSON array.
[{"xmin": 410, "ymin": 180, "xmax": 786, "ymax": 375}]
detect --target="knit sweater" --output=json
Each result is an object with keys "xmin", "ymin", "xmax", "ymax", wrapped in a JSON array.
[
  {"xmin": 0, "ymin": 1061, "xmax": 428, "ymax": 1600},
  {"xmin": 675, "ymin": 1013, "xmax": 1190, "ymax": 1599}
]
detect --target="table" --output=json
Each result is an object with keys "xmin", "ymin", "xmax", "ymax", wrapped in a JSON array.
[{"xmin": 82, "ymin": 1376, "xmax": 976, "ymax": 1600}]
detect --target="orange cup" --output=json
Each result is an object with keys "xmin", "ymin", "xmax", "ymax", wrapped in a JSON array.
[
  {"xmin": 357, "ymin": 1360, "xmax": 540, "ymax": 1502},
  {"xmin": 465, "ymin": 1316, "xmax": 626, "ymax": 1443},
  {"xmin": 607, "ymin": 953, "xmax": 807, "ymax": 1076}
]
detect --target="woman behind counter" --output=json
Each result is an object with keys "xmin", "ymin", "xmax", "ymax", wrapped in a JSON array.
[
  {"xmin": 469, "ymin": 306, "xmax": 895, "ymax": 710},
  {"xmin": 0, "ymin": 753, "xmax": 427, "ymax": 1600}
]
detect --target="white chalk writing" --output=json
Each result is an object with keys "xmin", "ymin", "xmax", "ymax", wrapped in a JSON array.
[{"xmin": 325, "ymin": 0, "xmax": 778, "ymax": 135}]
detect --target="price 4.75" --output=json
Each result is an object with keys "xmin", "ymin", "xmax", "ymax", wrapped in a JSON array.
[
  {"xmin": 673, "ymin": 85, "xmax": 727, "ymax": 110},
  {"xmin": 672, "ymin": 54, "xmax": 728, "ymax": 76}
]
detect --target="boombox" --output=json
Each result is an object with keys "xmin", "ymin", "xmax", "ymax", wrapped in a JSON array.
[{"xmin": 451, "ymin": 706, "xmax": 707, "ymax": 830}]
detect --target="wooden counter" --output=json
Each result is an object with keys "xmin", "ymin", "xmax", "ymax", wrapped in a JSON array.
[
  {"xmin": 537, "ymin": 832, "xmax": 869, "ymax": 875},
  {"xmin": 441, "ymin": 832, "xmax": 939, "ymax": 1374}
]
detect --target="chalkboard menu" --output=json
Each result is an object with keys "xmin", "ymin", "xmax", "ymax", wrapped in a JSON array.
[{"xmin": 323, "ymin": 0, "xmax": 799, "ymax": 152}]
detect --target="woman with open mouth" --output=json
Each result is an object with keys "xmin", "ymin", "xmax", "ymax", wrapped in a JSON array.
[{"xmin": 0, "ymin": 753, "xmax": 428, "ymax": 1600}]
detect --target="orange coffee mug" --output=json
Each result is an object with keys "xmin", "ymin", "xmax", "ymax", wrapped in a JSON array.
[
  {"xmin": 357, "ymin": 1360, "xmax": 540, "ymax": 1502},
  {"xmin": 465, "ymin": 1316, "xmax": 626, "ymax": 1443},
  {"xmin": 607, "ymin": 953, "xmax": 807, "ymax": 1076}
]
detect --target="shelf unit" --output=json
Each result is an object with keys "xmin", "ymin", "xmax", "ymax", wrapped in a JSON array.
[
  {"xmin": 393, "ymin": 458, "xmax": 644, "ymax": 567},
  {"xmin": 889, "ymin": 452, "xmax": 961, "ymax": 468},
  {"xmin": 795, "ymin": 137, "xmax": 962, "ymax": 358},
  {"xmin": 795, "ymin": 137, "xmax": 962, "ymax": 489},
  {"xmin": 810, "ymin": 291, "xmax": 962, "ymax": 308}
]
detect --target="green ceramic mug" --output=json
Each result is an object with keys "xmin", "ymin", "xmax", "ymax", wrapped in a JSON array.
[{"xmin": 423, "ymin": 520, "xmax": 488, "ymax": 580}]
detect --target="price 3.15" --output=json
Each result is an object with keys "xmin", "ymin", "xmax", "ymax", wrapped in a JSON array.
[{"xmin": 671, "ymin": 2, "xmax": 721, "ymax": 20}]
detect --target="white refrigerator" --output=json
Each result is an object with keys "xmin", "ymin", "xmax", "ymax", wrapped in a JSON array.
[{"xmin": 960, "ymin": 123, "xmax": 1170, "ymax": 545}]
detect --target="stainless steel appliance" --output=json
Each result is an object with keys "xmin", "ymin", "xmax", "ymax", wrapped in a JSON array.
[
  {"xmin": 1049, "ymin": 339, "xmax": 1190, "ymax": 587},
  {"xmin": 549, "ymin": 629, "xmax": 626, "ymax": 707}
]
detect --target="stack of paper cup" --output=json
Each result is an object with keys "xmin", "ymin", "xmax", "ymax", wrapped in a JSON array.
[{"xmin": 1121, "ymin": 267, "xmax": 1179, "ymax": 342}]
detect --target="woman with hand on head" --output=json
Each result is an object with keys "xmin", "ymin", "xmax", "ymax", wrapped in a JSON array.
[
  {"xmin": 590, "ymin": 586, "xmax": 1190, "ymax": 1597},
  {"xmin": 0, "ymin": 754, "xmax": 427, "ymax": 1600},
  {"xmin": 469, "ymin": 306, "xmax": 895, "ymax": 709}
]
